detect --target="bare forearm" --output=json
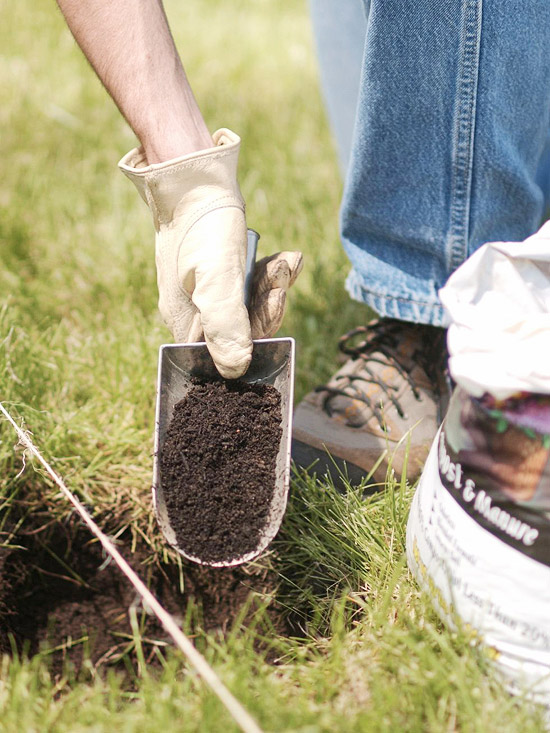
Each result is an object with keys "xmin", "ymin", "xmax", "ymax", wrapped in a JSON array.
[{"xmin": 56, "ymin": 0, "xmax": 213, "ymax": 162}]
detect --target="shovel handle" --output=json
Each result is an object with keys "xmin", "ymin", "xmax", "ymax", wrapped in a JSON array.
[{"xmin": 244, "ymin": 229, "xmax": 259, "ymax": 308}]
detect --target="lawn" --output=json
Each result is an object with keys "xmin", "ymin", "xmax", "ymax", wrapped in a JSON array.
[{"xmin": 0, "ymin": 0, "xmax": 545, "ymax": 730}]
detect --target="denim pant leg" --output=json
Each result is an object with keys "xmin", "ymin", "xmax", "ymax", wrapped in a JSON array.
[
  {"xmin": 311, "ymin": 0, "xmax": 550, "ymax": 326},
  {"xmin": 308, "ymin": 0, "xmax": 367, "ymax": 174}
]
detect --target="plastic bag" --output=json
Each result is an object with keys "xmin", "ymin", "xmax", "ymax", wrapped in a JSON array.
[{"xmin": 407, "ymin": 221, "xmax": 550, "ymax": 702}]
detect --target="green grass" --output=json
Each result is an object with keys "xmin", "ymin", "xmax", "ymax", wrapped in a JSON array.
[{"xmin": 0, "ymin": 0, "xmax": 546, "ymax": 730}]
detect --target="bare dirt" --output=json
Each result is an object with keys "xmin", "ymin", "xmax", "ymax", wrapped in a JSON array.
[
  {"xmin": 0, "ymin": 380, "xmax": 293, "ymax": 677},
  {"xmin": 160, "ymin": 379, "xmax": 282, "ymax": 564},
  {"xmin": 0, "ymin": 512, "xmax": 289, "ymax": 679}
]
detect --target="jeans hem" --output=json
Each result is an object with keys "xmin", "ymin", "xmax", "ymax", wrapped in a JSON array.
[{"xmin": 345, "ymin": 269, "xmax": 447, "ymax": 327}]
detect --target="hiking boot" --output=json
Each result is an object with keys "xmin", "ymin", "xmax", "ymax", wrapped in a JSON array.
[{"xmin": 292, "ymin": 318, "xmax": 451, "ymax": 487}]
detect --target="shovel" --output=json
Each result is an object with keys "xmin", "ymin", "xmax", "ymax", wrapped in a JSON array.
[{"xmin": 152, "ymin": 230, "xmax": 295, "ymax": 567}]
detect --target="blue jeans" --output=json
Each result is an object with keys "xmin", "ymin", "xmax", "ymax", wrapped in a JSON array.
[{"xmin": 310, "ymin": 0, "xmax": 550, "ymax": 326}]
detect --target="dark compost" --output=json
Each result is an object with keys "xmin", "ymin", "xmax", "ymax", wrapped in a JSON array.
[{"xmin": 160, "ymin": 379, "xmax": 282, "ymax": 564}]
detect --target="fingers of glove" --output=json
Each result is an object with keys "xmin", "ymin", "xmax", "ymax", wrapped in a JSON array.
[
  {"xmin": 161, "ymin": 257, "xmax": 251, "ymax": 378},
  {"xmin": 197, "ymin": 280, "xmax": 252, "ymax": 378},
  {"xmin": 250, "ymin": 288, "xmax": 286, "ymax": 340},
  {"xmin": 164, "ymin": 283, "xmax": 251, "ymax": 374},
  {"xmin": 205, "ymin": 334, "xmax": 252, "ymax": 380},
  {"xmin": 171, "ymin": 305, "xmax": 203, "ymax": 344},
  {"xmin": 157, "ymin": 277, "xmax": 203, "ymax": 343},
  {"xmin": 172, "ymin": 206, "xmax": 252, "ymax": 378},
  {"xmin": 252, "ymin": 251, "xmax": 304, "ymax": 297}
]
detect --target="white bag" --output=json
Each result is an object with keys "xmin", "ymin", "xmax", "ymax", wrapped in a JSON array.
[{"xmin": 407, "ymin": 221, "xmax": 550, "ymax": 702}]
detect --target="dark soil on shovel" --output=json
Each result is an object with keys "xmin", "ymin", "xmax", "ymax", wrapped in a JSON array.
[{"xmin": 160, "ymin": 379, "xmax": 282, "ymax": 564}]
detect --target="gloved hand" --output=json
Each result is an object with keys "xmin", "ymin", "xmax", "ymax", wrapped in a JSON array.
[
  {"xmin": 119, "ymin": 128, "xmax": 302, "ymax": 379},
  {"xmin": 249, "ymin": 250, "xmax": 303, "ymax": 339}
]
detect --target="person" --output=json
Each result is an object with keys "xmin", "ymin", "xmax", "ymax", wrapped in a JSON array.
[
  {"xmin": 55, "ymin": 0, "xmax": 303, "ymax": 384},
  {"xmin": 56, "ymin": 0, "xmax": 550, "ymax": 486},
  {"xmin": 302, "ymin": 0, "xmax": 550, "ymax": 698},
  {"xmin": 292, "ymin": 0, "xmax": 550, "ymax": 486}
]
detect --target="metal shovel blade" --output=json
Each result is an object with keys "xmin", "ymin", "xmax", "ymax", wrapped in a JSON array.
[{"xmin": 152, "ymin": 338, "xmax": 295, "ymax": 567}]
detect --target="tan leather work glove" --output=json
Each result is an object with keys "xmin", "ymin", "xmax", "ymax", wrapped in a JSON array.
[
  {"xmin": 249, "ymin": 250, "xmax": 303, "ymax": 339},
  {"xmin": 119, "ymin": 128, "xmax": 302, "ymax": 379}
]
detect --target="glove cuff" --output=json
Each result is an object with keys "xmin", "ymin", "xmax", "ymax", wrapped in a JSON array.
[{"xmin": 118, "ymin": 128, "xmax": 244, "ymax": 228}]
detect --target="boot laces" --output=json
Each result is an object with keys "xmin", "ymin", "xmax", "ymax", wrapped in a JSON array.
[{"xmin": 315, "ymin": 319, "xmax": 449, "ymax": 429}]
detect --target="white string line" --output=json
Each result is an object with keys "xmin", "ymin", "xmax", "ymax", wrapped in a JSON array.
[{"xmin": 0, "ymin": 403, "xmax": 263, "ymax": 733}]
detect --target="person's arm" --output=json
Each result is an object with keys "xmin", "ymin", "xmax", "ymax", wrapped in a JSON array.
[
  {"xmin": 57, "ymin": 0, "xmax": 303, "ymax": 378},
  {"xmin": 56, "ymin": 0, "xmax": 212, "ymax": 162}
]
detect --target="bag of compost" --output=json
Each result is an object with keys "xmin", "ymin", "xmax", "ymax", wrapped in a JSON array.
[{"xmin": 406, "ymin": 221, "xmax": 550, "ymax": 701}]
